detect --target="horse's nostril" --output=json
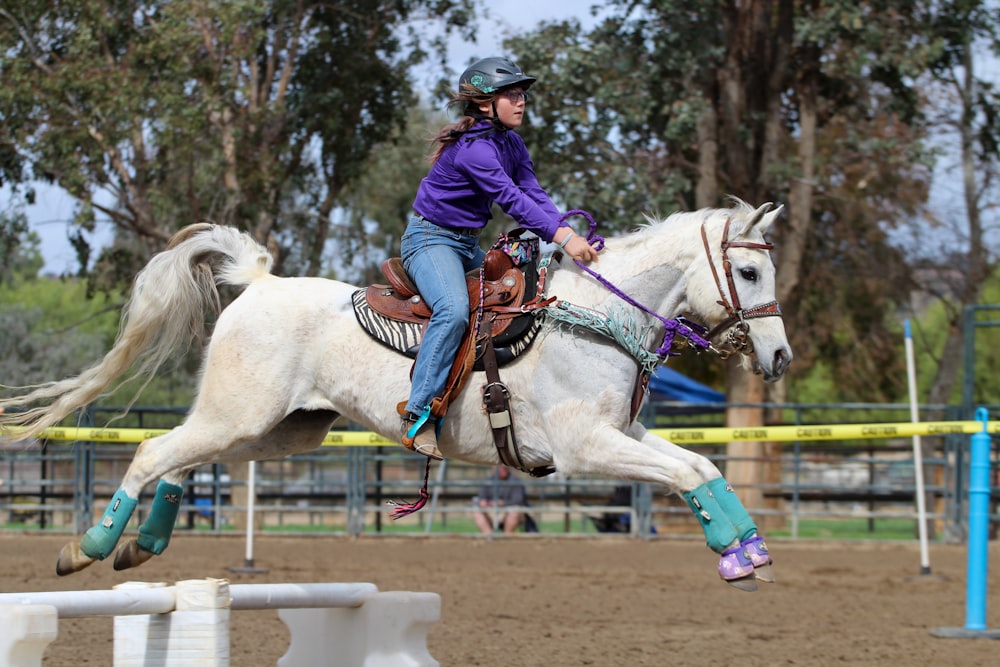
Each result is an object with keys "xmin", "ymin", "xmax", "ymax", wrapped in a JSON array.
[{"xmin": 774, "ymin": 348, "xmax": 792, "ymax": 375}]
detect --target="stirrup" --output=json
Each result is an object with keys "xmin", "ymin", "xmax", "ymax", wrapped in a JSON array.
[
  {"xmin": 400, "ymin": 412, "xmax": 443, "ymax": 461},
  {"xmin": 412, "ymin": 441, "xmax": 443, "ymax": 461}
]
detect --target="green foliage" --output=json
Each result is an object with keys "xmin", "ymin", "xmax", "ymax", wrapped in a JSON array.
[
  {"xmin": 0, "ymin": 276, "xmax": 198, "ymax": 407},
  {"xmin": 499, "ymin": 1, "xmax": 938, "ymax": 402},
  {"xmin": 505, "ymin": 15, "xmax": 698, "ymax": 229},
  {"xmin": 314, "ymin": 107, "xmax": 443, "ymax": 284},
  {"xmin": 1, "ymin": 0, "xmax": 997, "ymax": 413},
  {"xmin": 0, "ymin": 0, "xmax": 479, "ymax": 285},
  {"xmin": 908, "ymin": 269, "xmax": 1000, "ymax": 406},
  {"xmin": 0, "ymin": 209, "xmax": 43, "ymax": 282},
  {"xmin": 785, "ymin": 211, "xmax": 915, "ymax": 402},
  {"xmin": 0, "ymin": 276, "xmax": 120, "ymax": 388}
]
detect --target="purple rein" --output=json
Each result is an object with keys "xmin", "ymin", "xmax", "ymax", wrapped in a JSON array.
[{"xmin": 559, "ymin": 210, "xmax": 711, "ymax": 358}]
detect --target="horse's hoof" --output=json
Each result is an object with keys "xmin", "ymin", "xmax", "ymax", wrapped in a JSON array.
[
  {"xmin": 56, "ymin": 542, "xmax": 96, "ymax": 576},
  {"xmin": 113, "ymin": 539, "xmax": 155, "ymax": 571},
  {"xmin": 742, "ymin": 535, "xmax": 775, "ymax": 583},
  {"xmin": 718, "ymin": 544, "xmax": 757, "ymax": 591},
  {"xmin": 724, "ymin": 573, "xmax": 759, "ymax": 592},
  {"xmin": 718, "ymin": 543, "xmax": 754, "ymax": 575},
  {"xmin": 752, "ymin": 563, "xmax": 775, "ymax": 583}
]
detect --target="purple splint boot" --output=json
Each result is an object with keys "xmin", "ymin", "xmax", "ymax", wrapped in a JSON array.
[
  {"xmin": 718, "ymin": 544, "xmax": 755, "ymax": 581},
  {"xmin": 742, "ymin": 535, "xmax": 771, "ymax": 568}
]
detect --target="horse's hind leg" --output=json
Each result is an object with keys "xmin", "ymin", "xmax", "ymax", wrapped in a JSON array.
[
  {"xmin": 111, "ymin": 408, "xmax": 340, "ymax": 573},
  {"xmin": 58, "ymin": 474, "xmax": 186, "ymax": 576},
  {"xmin": 112, "ymin": 470, "xmax": 189, "ymax": 571},
  {"xmin": 56, "ymin": 431, "xmax": 188, "ymax": 576},
  {"xmin": 56, "ymin": 487, "xmax": 141, "ymax": 575}
]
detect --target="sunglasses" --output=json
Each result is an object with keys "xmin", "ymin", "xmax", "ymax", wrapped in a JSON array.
[{"xmin": 500, "ymin": 89, "xmax": 529, "ymax": 104}]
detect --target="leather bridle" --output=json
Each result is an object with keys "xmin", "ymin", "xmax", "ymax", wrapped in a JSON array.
[{"xmin": 700, "ymin": 217, "xmax": 782, "ymax": 357}]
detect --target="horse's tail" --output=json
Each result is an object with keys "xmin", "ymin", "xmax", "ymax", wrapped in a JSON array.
[{"xmin": 0, "ymin": 223, "xmax": 273, "ymax": 442}]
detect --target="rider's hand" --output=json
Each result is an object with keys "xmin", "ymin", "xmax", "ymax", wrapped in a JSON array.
[{"xmin": 564, "ymin": 233, "xmax": 599, "ymax": 264}]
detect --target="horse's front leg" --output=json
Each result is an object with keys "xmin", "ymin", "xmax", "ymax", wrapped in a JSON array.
[
  {"xmin": 628, "ymin": 422, "xmax": 774, "ymax": 584},
  {"xmin": 545, "ymin": 418, "xmax": 754, "ymax": 590}
]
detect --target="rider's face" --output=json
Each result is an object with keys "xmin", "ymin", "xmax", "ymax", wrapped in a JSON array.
[{"xmin": 479, "ymin": 88, "xmax": 527, "ymax": 129}]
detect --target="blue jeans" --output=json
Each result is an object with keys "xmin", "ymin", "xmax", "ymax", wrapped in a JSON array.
[{"xmin": 401, "ymin": 215, "xmax": 486, "ymax": 415}]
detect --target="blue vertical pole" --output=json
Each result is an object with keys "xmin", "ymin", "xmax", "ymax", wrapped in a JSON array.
[{"xmin": 964, "ymin": 407, "xmax": 991, "ymax": 631}]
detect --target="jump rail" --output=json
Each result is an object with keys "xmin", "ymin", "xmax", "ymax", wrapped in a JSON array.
[{"xmin": 0, "ymin": 578, "xmax": 440, "ymax": 667}]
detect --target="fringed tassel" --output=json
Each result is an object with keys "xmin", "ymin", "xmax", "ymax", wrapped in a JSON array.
[{"xmin": 387, "ymin": 457, "xmax": 433, "ymax": 519}]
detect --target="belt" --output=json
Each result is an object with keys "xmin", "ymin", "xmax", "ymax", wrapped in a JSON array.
[{"xmin": 412, "ymin": 214, "xmax": 481, "ymax": 238}]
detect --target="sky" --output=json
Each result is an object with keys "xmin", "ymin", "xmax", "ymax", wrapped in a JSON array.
[{"xmin": 4, "ymin": 1, "xmax": 594, "ymax": 274}]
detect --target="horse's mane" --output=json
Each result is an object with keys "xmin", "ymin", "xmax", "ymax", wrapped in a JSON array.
[
  {"xmin": 640, "ymin": 197, "xmax": 755, "ymax": 229},
  {"xmin": 613, "ymin": 198, "xmax": 755, "ymax": 250}
]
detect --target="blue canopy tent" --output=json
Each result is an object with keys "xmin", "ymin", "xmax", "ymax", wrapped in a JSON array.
[{"xmin": 647, "ymin": 366, "xmax": 724, "ymax": 411}]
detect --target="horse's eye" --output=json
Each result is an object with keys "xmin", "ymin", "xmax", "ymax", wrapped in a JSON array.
[{"xmin": 739, "ymin": 267, "xmax": 758, "ymax": 282}]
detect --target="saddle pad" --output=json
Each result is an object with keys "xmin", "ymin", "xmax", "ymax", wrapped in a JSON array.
[{"xmin": 351, "ymin": 289, "xmax": 543, "ymax": 367}]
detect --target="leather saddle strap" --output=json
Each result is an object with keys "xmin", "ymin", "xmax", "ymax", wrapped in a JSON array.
[
  {"xmin": 428, "ymin": 321, "xmax": 479, "ymax": 419},
  {"xmin": 479, "ymin": 319, "xmax": 527, "ymax": 472},
  {"xmin": 479, "ymin": 318, "xmax": 558, "ymax": 479},
  {"xmin": 630, "ymin": 367, "xmax": 651, "ymax": 424}
]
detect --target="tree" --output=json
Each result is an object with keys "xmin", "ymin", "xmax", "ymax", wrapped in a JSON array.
[
  {"xmin": 0, "ymin": 0, "xmax": 477, "ymax": 289},
  {"xmin": 908, "ymin": 0, "xmax": 1000, "ymax": 418},
  {"xmin": 505, "ymin": 1, "xmax": 938, "ymax": 522},
  {"xmin": 509, "ymin": 2, "xmax": 933, "ymax": 396},
  {"xmin": 327, "ymin": 106, "xmax": 443, "ymax": 286},
  {"xmin": 0, "ymin": 208, "xmax": 43, "ymax": 283}
]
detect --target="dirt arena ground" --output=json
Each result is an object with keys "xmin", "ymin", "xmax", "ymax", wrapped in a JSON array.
[{"xmin": 1, "ymin": 533, "xmax": 998, "ymax": 666}]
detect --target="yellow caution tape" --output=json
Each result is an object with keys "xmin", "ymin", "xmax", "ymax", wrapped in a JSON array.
[
  {"xmin": 650, "ymin": 421, "xmax": 990, "ymax": 444},
  {"xmin": 5, "ymin": 419, "xmax": 992, "ymax": 446},
  {"xmin": 3, "ymin": 426, "xmax": 394, "ymax": 446}
]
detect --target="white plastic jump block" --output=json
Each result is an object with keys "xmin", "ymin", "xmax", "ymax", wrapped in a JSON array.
[
  {"xmin": 0, "ymin": 604, "xmax": 58, "ymax": 667},
  {"xmin": 114, "ymin": 579, "xmax": 231, "ymax": 666},
  {"xmin": 0, "ymin": 579, "xmax": 441, "ymax": 667},
  {"xmin": 278, "ymin": 590, "xmax": 441, "ymax": 667}
]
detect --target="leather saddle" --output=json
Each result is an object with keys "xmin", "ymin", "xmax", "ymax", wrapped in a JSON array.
[{"xmin": 353, "ymin": 247, "xmax": 544, "ymax": 370}]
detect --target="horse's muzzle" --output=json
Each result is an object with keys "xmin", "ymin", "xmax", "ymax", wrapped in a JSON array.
[{"xmin": 754, "ymin": 347, "xmax": 792, "ymax": 383}]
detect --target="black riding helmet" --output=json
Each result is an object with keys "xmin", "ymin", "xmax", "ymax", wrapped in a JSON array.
[{"xmin": 459, "ymin": 57, "xmax": 536, "ymax": 95}]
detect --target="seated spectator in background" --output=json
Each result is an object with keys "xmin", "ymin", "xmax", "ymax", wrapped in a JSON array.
[
  {"xmin": 472, "ymin": 466, "xmax": 527, "ymax": 534},
  {"xmin": 591, "ymin": 485, "xmax": 634, "ymax": 533},
  {"xmin": 590, "ymin": 484, "xmax": 656, "ymax": 535}
]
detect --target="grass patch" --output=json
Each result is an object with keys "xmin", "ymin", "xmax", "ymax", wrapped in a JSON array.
[{"xmin": 770, "ymin": 517, "xmax": 919, "ymax": 540}]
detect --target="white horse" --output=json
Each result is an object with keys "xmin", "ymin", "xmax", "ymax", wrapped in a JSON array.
[{"xmin": 0, "ymin": 200, "xmax": 791, "ymax": 591}]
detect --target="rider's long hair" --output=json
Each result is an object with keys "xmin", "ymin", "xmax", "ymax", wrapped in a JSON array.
[{"xmin": 427, "ymin": 84, "xmax": 500, "ymax": 164}]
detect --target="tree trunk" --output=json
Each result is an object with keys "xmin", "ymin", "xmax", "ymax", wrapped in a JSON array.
[
  {"xmin": 724, "ymin": 364, "xmax": 771, "ymax": 524},
  {"xmin": 695, "ymin": 101, "xmax": 718, "ymax": 208}
]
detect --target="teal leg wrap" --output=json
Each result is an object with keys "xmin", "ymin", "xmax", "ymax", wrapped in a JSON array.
[
  {"xmin": 707, "ymin": 477, "xmax": 758, "ymax": 542},
  {"xmin": 682, "ymin": 483, "xmax": 739, "ymax": 553},
  {"xmin": 136, "ymin": 480, "xmax": 184, "ymax": 555},
  {"xmin": 80, "ymin": 488, "xmax": 138, "ymax": 560}
]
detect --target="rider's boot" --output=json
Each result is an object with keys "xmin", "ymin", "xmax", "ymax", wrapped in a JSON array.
[{"xmin": 400, "ymin": 411, "xmax": 443, "ymax": 460}]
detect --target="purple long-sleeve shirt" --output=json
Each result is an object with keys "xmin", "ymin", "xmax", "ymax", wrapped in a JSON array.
[{"xmin": 412, "ymin": 120, "xmax": 563, "ymax": 241}]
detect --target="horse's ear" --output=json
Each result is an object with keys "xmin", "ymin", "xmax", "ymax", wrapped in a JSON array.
[
  {"xmin": 757, "ymin": 203, "xmax": 783, "ymax": 236},
  {"xmin": 743, "ymin": 202, "xmax": 782, "ymax": 237}
]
